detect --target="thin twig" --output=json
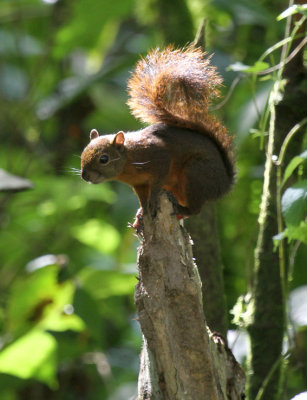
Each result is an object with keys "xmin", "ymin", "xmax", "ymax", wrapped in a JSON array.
[
  {"xmin": 280, "ymin": 0, "xmax": 294, "ymax": 63},
  {"xmin": 211, "ymin": 75, "xmax": 242, "ymax": 111},
  {"xmin": 258, "ymin": 36, "xmax": 307, "ymax": 76}
]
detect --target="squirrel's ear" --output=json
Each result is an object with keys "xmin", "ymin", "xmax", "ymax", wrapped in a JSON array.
[
  {"xmin": 113, "ymin": 131, "xmax": 125, "ymax": 151},
  {"xmin": 90, "ymin": 129, "xmax": 99, "ymax": 141}
]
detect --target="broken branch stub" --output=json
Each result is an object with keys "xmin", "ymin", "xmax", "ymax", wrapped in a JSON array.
[{"xmin": 135, "ymin": 193, "xmax": 245, "ymax": 400}]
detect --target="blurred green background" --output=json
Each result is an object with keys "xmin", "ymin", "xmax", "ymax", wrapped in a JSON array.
[{"xmin": 0, "ymin": 0, "xmax": 306, "ymax": 399}]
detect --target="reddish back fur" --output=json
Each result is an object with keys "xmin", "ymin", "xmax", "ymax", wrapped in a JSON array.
[{"xmin": 127, "ymin": 45, "xmax": 234, "ymax": 174}]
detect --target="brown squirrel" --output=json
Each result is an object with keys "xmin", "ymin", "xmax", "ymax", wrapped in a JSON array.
[{"xmin": 81, "ymin": 45, "xmax": 234, "ymax": 220}]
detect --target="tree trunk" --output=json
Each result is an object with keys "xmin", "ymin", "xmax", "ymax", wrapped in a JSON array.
[
  {"xmin": 186, "ymin": 204, "xmax": 228, "ymax": 337},
  {"xmin": 247, "ymin": 40, "xmax": 306, "ymax": 400},
  {"xmin": 135, "ymin": 194, "xmax": 245, "ymax": 399}
]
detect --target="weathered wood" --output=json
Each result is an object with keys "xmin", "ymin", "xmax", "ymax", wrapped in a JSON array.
[{"xmin": 135, "ymin": 194, "xmax": 245, "ymax": 400}]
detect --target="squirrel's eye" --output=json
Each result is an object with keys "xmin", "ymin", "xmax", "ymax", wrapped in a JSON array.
[{"xmin": 100, "ymin": 154, "xmax": 109, "ymax": 164}]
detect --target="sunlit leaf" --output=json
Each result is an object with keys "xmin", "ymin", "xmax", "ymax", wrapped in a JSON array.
[
  {"xmin": 231, "ymin": 294, "xmax": 253, "ymax": 328},
  {"xmin": 277, "ymin": 4, "xmax": 307, "ymax": 20},
  {"xmin": 282, "ymin": 150, "xmax": 307, "ymax": 187},
  {"xmin": 8, "ymin": 265, "xmax": 84, "ymax": 334},
  {"xmin": 227, "ymin": 61, "xmax": 269, "ymax": 73},
  {"xmin": 287, "ymin": 222, "xmax": 307, "ymax": 244},
  {"xmin": 0, "ymin": 329, "xmax": 57, "ymax": 388},
  {"xmin": 244, "ymin": 61, "xmax": 270, "ymax": 73},
  {"xmin": 39, "ymin": 282, "xmax": 85, "ymax": 333},
  {"xmin": 227, "ymin": 62, "xmax": 250, "ymax": 72},
  {"xmin": 7, "ymin": 265, "xmax": 59, "ymax": 333},
  {"xmin": 72, "ymin": 219, "xmax": 120, "ymax": 253},
  {"xmin": 273, "ymin": 223, "xmax": 307, "ymax": 245}
]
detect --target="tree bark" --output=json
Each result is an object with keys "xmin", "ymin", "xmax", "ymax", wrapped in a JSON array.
[{"xmin": 135, "ymin": 194, "xmax": 245, "ymax": 400}]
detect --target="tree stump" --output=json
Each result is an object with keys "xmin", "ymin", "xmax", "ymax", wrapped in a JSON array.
[{"xmin": 135, "ymin": 193, "xmax": 245, "ymax": 400}]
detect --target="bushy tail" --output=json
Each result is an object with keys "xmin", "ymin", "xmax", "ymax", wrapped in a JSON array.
[{"xmin": 127, "ymin": 45, "xmax": 234, "ymax": 176}]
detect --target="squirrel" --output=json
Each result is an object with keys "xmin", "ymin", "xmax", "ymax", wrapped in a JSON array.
[{"xmin": 81, "ymin": 45, "xmax": 235, "ymax": 223}]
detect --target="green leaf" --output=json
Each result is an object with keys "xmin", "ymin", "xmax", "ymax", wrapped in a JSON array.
[
  {"xmin": 231, "ymin": 294, "xmax": 254, "ymax": 328},
  {"xmin": 7, "ymin": 265, "xmax": 59, "ymax": 334},
  {"xmin": 78, "ymin": 268, "xmax": 136, "ymax": 299},
  {"xmin": 0, "ymin": 329, "xmax": 57, "ymax": 388},
  {"xmin": 249, "ymin": 128, "xmax": 267, "ymax": 139},
  {"xmin": 39, "ymin": 281, "xmax": 85, "ymax": 333},
  {"xmin": 282, "ymin": 150, "xmax": 307, "ymax": 187},
  {"xmin": 287, "ymin": 222, "xmax": 307, "ymax": 244},
  {"xmin": 227, "ymin": 62, "xmax": 250, "ymax": 72},
  {"xmin": 72, "ymin": 219, "xmax": 120, "ymax": 254},
  {"xmin": 277, "ymin": 4, "xmax": 307, "ymax": 20},
  {"xmin": 227, "ymin": 61, "xmax": 269, "ymax": 73},
  {"xmin": 282, "ymin": 180, "xmax": 307, "ymax": 226},
  {"xmin": 275, "ymin": 223, "xmax": 307, "ymax": 244},
  {"xmin": 8, "ymin": 265, "xmax": 84, "ymax": 335},
  {"xmin": 244, "ymin": 61, "xmax": 270, "ymax": 73}
]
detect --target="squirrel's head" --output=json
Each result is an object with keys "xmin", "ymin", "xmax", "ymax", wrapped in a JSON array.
[{"xmin": 81, "ymin": 129, "xmax": 127, "ymax": 184}]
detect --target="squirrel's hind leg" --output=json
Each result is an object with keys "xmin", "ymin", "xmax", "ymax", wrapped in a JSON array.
[{"xmin": 175, "ymin": 157, "xmax": 230, "ymax": 216}]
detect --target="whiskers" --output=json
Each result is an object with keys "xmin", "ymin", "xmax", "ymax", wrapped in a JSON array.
[
  {"xmin": 65, "ymin": 159, "xmax": 151, "ymax": 177},
  {"xmin": 67, "ymin": 167, "xmax": 82, "ymax": 176}
]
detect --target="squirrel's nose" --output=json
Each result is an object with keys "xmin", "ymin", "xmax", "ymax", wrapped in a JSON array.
[{"xmin": 81, "ymin": 170, "xmax": 90, "ymax": 182}]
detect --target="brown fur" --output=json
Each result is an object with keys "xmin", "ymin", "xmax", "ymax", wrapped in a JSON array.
[
  {"xmin": 81, "ymin": 46, "xmax": 235, "ymax": 218},
  {"xmin": 127, "ymin": 45, "xmax": 234, "ymax": 176}
]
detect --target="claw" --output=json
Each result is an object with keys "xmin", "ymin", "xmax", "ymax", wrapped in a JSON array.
[{"xmin": 131, "ymin": 208, "xmax": 144, "ymax": 236}]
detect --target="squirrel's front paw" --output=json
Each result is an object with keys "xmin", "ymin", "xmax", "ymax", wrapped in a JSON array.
[{"xmin": 131, "ymin": 208, "xmax": 144, "ymax": 235}]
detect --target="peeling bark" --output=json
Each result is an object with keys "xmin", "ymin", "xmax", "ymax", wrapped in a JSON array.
[{"xmin": 135, "ymin": 194, "xmax": 245, "ymax": 400}]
